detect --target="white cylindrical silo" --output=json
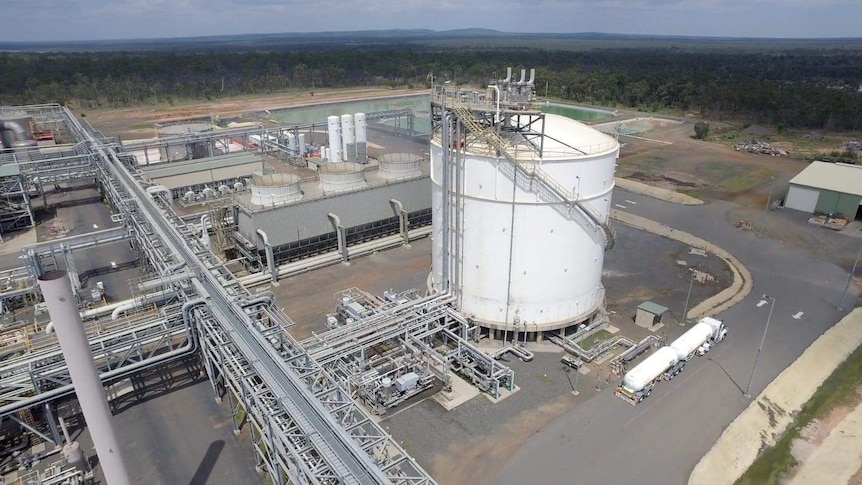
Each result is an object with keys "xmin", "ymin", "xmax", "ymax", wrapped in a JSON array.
[
  {"xmin": 298, "ymin": 133, "xmax": 306, "ymax": 157},
  {"xmin": 327, "ymin": 115, "xmax": 342, "ymax": 162},
  {"xmin": 431, "ymin": 113, "xmax": 619, "ymax": 332},
  {"xmin": 286, "ymin": 132, "xmax": 296, "ymax": 155},
  {"xmin": 37, "ymin": 271, "xmax": 131, "ymax": 485},
  {"xmin": 354, "ymin": 113, "xmax": 367, "ymax": 143},
  {"xmin": 354, "ymin": 112, "xmax": 367, "ymax": 163},
  {"xmin": 341, "ymin": 114, "xmax": 355, "ymax": 163}
]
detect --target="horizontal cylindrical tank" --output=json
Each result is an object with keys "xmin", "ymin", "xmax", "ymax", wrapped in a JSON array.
[
  {"xmin": 249, "ymin": 173, "xmax": 302, "ymax": 207},
  {"xmin": 621, "ymin": 346, "xmax": 680, "ymax": 393},
  {"xmin": 327, "ymin": 116, "xmax": 342, "ymax": 163},
  {"xmin": 670, "ymin": 322, "xmax": 715, "ymax": 361},
  {"xmin": 319, "ymin": 162, "xmax": 366, "ymax": 194},
  {"xmin": 377, "ymin": 153, "xmax": 422, "ymax": 180},
  {"xmin": 431, "ymin": 113, "xmax": 618, "ymax": 330}
]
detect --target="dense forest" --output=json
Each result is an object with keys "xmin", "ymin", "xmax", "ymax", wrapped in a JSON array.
[{"xmin": 1, "ymin": 46, "xmax": 861, "ymax": 130}]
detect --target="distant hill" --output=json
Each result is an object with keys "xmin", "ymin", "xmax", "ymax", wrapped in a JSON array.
[{"xmin": 1, "ymin": 29, "xmax": 860, "ymax": 53}]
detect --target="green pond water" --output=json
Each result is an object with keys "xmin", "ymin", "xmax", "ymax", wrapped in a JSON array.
[{"xmin": 269, "ymin": 95, "xmax": 615, "ymax": 132}]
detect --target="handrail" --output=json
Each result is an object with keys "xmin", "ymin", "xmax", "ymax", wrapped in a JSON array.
[{"xmin": 451, "ymin": 100, "xmax": 615, "ymax": 250}]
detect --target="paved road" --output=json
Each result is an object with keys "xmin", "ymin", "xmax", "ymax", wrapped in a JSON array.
[{"xmin": 496, "ymin": 191, "xmax": 856, "ymax": 485}]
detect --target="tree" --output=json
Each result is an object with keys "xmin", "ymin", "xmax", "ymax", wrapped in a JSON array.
[{"xmin": 694, "ymin": 121, "xmax": 710, "ymax": 139}]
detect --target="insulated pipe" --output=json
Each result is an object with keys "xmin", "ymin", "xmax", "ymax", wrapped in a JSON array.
[
  {"xmin": 111, "ymin": 290, "xmax": 176, "ymax": 320},
  {"xmin": 256, "ymin": 229, "xmax": 277, "ymax": 283},
  {"xmin": 527, "ymin": 69, "xmax": 536, "ymax": 86},
  {"xmin": 518, "ymin": 69, "xmax": 526, "ymax": 86},
  {"xmin": 240, "ymin": 293, "xmax": 274, "ymax": 309},
  {"xmin": 501, "ymin": 67, "xmax": 512, "ymax": 84},
  {"xmin": 46, "ymin": 289, "xmax": 175, "ymax": 332},
  {"xmin": 200, "ymin": 215, "xmax": 211, "ymax": 249},
  {"xmin": 145, "ymin": 185, "xmax": 172, "ymax": 205},
  {"xmin": 36, "ymin": 271, "xmax": 131, "ymax": 485},
  {"xmin": 327, "ymin": 213, "xmax": 348, "ymax": 263},
  {"xmin": 389, "ymin": 199, "xmax": 409, "ymax": 246},
  {"xmin": 135, "ymin": 271, "xmax": 192, "ymax": 292},
  {"xmin": 2, "ymin": 299, "xmax": 199, "ymax": 417},
  {"xmin": 0, "ymin": 120, "xmax": 37, "ymax": 150},
  {"xmin": 164, "ymin": 261, "xmax": 186, "ymax": 275}
]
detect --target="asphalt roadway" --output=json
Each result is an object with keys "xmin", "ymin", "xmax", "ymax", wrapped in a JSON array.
[{"xmin": 496, "ymin": 190, "xmax": 857, "ymax": 485}]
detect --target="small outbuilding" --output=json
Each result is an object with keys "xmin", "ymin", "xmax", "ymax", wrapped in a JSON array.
[
  {"xmin": 635, "ymin": 301, "xmax": 668, "ymax": 329},
  {"xmin": 784, "ymin": 162, "xmax": 862, "ymax": 219}
]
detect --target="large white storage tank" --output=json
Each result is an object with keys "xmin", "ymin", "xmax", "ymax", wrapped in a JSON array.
[{"xmin": 431, "ymin": 112, "xmax": 619, "ymax": 332}]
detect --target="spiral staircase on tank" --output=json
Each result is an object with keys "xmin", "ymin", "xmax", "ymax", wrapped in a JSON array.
[{"xmin": 450, "ymin": 101, "xmax": 615, "ymax": 250}]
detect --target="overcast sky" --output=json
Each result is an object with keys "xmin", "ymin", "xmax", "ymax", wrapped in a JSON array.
[{"xmin": 3, "ymin": 0, "xmax": 860, "ymax": 42}]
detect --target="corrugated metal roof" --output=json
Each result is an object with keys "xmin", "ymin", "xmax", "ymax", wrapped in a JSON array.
[
  {"xmin": 637, "ymin": 301, "xmax": 668, "ymax": 315},
  {"xmin": 789, "ymin": 162, "xmax": 862, "ymax": 197},
  {"xmin": 143, "ymin": 153, "xmax": 262, "ymax": 178}
]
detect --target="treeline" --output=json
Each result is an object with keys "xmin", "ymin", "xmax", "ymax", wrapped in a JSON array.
[{"xmin": 1, "ymin": 48, "xmax": 861, "ymax": 130}]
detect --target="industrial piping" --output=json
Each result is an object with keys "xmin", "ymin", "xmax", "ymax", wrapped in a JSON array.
[
  {"xmin": 256, "ymin": 229, "xmax": 277, "ymax": 283},
  {"xmin": 36, "ymin": 271, "xmax": 131, "ymax": 485},
  {"xmin": 5, "ymin": 294, "xmax": 201, "ymax": 416}
]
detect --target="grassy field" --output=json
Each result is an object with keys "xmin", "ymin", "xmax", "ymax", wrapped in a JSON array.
[
  {"xmin": 736, "ymin": 343, "xmax": 862, "ymax": 485},
  {"xmin": 579, "ymin": 329, "xmax": 614, "ymax": 351}
]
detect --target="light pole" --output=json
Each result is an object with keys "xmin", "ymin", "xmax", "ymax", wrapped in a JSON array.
[
  {"xmin": 745, "ymin": 294, "xmax": 776, "ymax": 398},
  {"xmin": 759, "ymin": 176, "xmax": 774, "ymax": 237},
  {"xmin": 838, "ymin": 243, "xmax": 862, "ymax": 311},
  {"xmin": 680, "ymin": 268, "xmax": 696, "ymax": 326},
  {"xmin": 574, "ymin": 176, "xmax": 581, "ymax": 202}
]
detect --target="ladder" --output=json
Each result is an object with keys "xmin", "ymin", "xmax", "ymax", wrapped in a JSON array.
[{"xmin": 451, "ymin": 101, "xmax": 615, "ymax": 250}]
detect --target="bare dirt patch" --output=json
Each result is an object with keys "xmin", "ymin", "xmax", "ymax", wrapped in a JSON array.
[
  {"xmin": 428, "ymin": 395, "xmax": 573, "ymax": 485},
  {"xmin": 616, "ymin": 121, "xmax": 808, "ymax": 209}
]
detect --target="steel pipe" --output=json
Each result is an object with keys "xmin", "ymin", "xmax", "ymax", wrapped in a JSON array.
[{"xmin": 37, "ymin": 271, "xmax": 131, "ymax": 485}]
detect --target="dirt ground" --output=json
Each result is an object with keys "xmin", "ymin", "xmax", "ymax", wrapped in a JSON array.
[
  {"xmin": 615, "ymin": 121, "xmax": 809, "ymax": 210},
  {"xmin": 83, "ymin": 87, "xmax": 425, "ymax": 140}
]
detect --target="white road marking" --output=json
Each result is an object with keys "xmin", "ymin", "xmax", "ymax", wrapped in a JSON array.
[
  {"xmin": 757, "ymin": 300, "xmax": 768, "ymax": 308},
  {"xmin": 92, "ymin": 224, "xmax": 99, "ymax": 229},
  {"xmin": 625, "ymin": 200, "xmax": 637, "ymax": 205},
  {"xmin": 793, "ymin": 312, "xmax": 804, "ymax": 320},
  {"xmin": 110, "ymin": 261, "xmax": 117, "ymax": 268},
  {"xmin": 615, "ymin": 204, "xmax": 627, "ymax": 209}
]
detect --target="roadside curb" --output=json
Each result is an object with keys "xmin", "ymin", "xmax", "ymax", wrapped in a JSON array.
[
  {"xmin": 615, "ymin": 177, "xmax": 704, "ymax": 206},
  {"xmin": 610, "ymin": 210, "xmax": 753, "ymax": 320},
  {"xmin": 687, "ymin": 308, "xmax": 862, "ymax": 485}
]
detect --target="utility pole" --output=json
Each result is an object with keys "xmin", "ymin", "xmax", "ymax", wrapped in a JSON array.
[
  {"xmin": 680, "ymin": 268, "xmax": 696, "ymax": 326},
  {"xmin": 838, "ymin": 243, "xmax": 862, "ymax": 311},
  {"xmin": 745, "ymin": 295, "xmax": 775, "ymax": 398}
]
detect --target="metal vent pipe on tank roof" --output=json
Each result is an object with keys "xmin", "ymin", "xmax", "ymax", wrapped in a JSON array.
[{"xmin": 37, "ymin": 271, "xmax": 131, "ymax": 485}]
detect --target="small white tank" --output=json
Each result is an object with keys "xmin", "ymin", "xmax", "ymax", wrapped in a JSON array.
[{"xmin": 327, "ymin": 116, "xmax": 342, "ymax": 162}]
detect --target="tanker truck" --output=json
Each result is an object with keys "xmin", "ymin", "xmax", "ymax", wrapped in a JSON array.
[
  {"xmin": 614, "ymin": 346, "xmax": 685, "ymax": 405},
  {"xmin": 670, "ymin": 317, "xmax": 727, "ymax": 360}
]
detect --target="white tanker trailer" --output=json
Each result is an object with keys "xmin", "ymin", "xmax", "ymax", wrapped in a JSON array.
[
  {"xmin": 614, "ymin": 346, "xmax": 685, "ymax": 405},
  {"xmin": 616, "ymin": 317, "xmax": 728, "ymax": 405},
  {"xmin": 670, "ymin": 317, "xmax": 727, "ymax": 360}
]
